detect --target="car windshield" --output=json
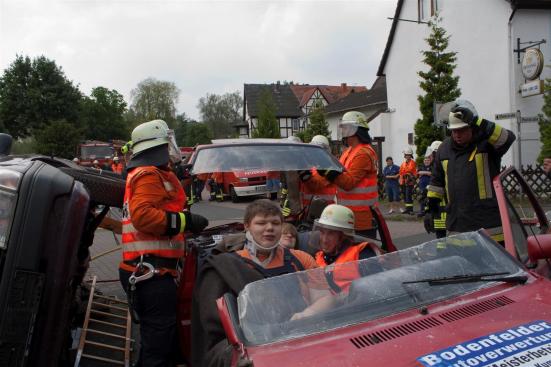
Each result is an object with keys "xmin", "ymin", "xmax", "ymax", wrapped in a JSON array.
[
  {"xmin": 190, "ymin": 142, "xmax": 343, "ymax": 174},
  {"xmin": 237, "ymin": 231, "xmax": 525, "ymax": 346}
]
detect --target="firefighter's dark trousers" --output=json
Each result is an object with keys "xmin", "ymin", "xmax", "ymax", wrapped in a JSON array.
[{"xmin": 120, "ymin": 269, "xmax": 180, "ymax": 367}]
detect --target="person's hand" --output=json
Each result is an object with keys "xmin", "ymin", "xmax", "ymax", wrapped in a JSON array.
[
  {"xmin": 184, "ymin": 211, "xmax": 209, "ymax": 234},
  {"xmin": 317, "ymin": 169, "xmax": 342, "ymax": 182},
  {"xmin": 451, "ymin": 100, "xmax": 478, "ymax": 126},
  {"xmin": 298, "ymin": 170, "xmax": 312, "ymax": 182}
]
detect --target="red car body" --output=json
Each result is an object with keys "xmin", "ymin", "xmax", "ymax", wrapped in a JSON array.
[{"xmin": 211, "ymin": 167, "xmax": 551, "ymax": 367}]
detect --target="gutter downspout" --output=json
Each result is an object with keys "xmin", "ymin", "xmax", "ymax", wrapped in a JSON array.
[{"xmin": 508, "ymin": 4, "xmax": 519, "ymax": 167}]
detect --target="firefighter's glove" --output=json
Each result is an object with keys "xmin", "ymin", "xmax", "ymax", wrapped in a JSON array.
[
  {"xmin": 451, "ymin": 101, "xmax": 478, "ymax": 126},
  {"xmin": 427, "ymin": 197, "xmax": 441, "ymax": 215},
  {"xmin": 298, "ymin": 170, "xmax": 312, "ymax": 182},
  {"xmin": 318, "ymin": 169, "xmax": 342, "ymax": 182},
  {"xmin": 424, "ymin": 213, "xmax": 434, "ymax": 233},
  {"xmin": 166, "ymin": 211, "xmax": 208, "ymax": 235},
  {"xmin": 183, "ymin": 211, "xmax": 209, "ymax": 234},
  {"xmin": 281, "ymin": 199, "xmax": 291, "ymax": 217}
]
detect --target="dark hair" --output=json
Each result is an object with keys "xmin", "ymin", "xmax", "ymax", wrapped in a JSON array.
[
  {"xmin": 355, "ymin": 126, "xmax": 372, "ymax": 144},
  {"xmin": 244, "ymin": 199, "xmax": 283, "ymax": 224},
  {"xmin": 386, "ymin": 156, "xmax": 393, "ymax": 161}
]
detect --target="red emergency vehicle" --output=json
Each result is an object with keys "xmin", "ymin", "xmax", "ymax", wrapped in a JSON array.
[{"xmin": 77, "ymin": 140, "xmax": 125, "ymax": 167}]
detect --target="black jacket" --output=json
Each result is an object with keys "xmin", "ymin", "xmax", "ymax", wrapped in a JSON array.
[
  {"xmin": 428, "ymin": 119, "xmax": 515, "ymax": 232},
  {"xmin": 191, "ymin": 253, "xmax": 263, "ymax": 367}
]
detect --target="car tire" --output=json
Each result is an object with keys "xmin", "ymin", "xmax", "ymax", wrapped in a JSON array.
[
  {"xmin": 230, "ymin": 187, "xmax": 240, "ymax": 203},
  {"xmin": 59, "ymin": 167, "xmax": 125, "ymax": 208}
]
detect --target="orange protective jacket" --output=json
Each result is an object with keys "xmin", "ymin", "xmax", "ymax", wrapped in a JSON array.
[
  {"xmin": 111, "ymin": 162, "xmax": 124, "ymax": 174},
  {"xmin": 315, "ymin": 242, "xmax": 382, "ymax": 292},
  {"xmin": 121, "ymin": 166, "xmax": 186, "ymax": 261},
  {"xmin": 300, "ymin": 169, "xmax": 336, "ymax": 208},
  {"xmin": 306, "ymin": 143, "xmax": 378, "ymax": 230},
  {"xmin": 399, "ymin": 160, "xmax": 417, "ymax": 185}
]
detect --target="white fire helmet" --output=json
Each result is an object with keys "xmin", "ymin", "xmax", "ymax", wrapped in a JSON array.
[{"xmin": 313, "ymin": 204, "xmax": 355, "ymax": 237}]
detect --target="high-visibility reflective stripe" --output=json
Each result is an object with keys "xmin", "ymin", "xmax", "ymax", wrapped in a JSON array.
[
  {"xmin": 494, "ymin": 127, "xmax": 509, "ymax": 149},
  {"xmin": 475, "ymin": 154, "xmax": 487, "ymax": 199},
  {"xmin": 491, "ymin": 233, "xmax": 504, "ymax": 242},
  {"xmin": 122, "ymin": 240, "xmax": 185, "ymax": 252},
  {"xmin": 427, "ymin": 185, "xmax": 444, "ymax": 200},
  {"xmin": 475, "ymin": 153, "xmax": 492, "ymax": 200},
  {"xmin": 337, "ymin": 198, "xmax": 377, "ymax": 208},
  {"xmin": 442, "ymin": 160, "xmax": 449, "ymax": 199},
  {"xmin": 489, "ymin": 124, "xmax": 503, "ymax": 145},
  {"xmin": 337, "ymin": 186, "xmax": 378, "ymax": 194}
]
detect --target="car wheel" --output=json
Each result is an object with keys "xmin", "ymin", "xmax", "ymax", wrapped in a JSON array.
[
  {"xmin": 230, "ymin": 187, "xmax": 240, "ymax": 203},
  {"xmin": 60, "ymin": 167, "xmax": 125, "ymax": 208}
]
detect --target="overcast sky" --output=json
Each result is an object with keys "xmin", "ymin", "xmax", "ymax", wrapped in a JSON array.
[{"xmin": 1, "ymin": 0, "xmax": 395, "ymax": 120}]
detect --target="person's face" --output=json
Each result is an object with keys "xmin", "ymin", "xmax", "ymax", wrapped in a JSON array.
[
  {"xmin": 451, "ymin": 127, "xmax": 473, "ymax": 146},
  {"xmin": 319, "ymin": 227, "xmax": 345, "ymax": 255},
  {"xmin": 245, "ymin": 214, "xmax": 282, "ymax": 250},
  {"xmin": 280, "ymin": 232, "xmax": 296, "ymax": 249},
  {"xmin": 386, "ymin": 159, "xmax": 393, "ymax": 166},
  {"xmin": 543, "ymin": 158, "xmax": 551, "ymax": 174},
  {"xmin": 404, "ymin": 154, "xmax": 412, "ymax": 162},
  {"xmin": 424, "ymin": 157, "xmax": 431, "ymax": 166}
]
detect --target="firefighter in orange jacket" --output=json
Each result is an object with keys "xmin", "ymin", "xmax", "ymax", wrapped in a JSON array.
[
  {"xmin": 300, "ymin": 111, "xmax": 379, "ymax": 238},
  {"xmin": 313, "ymin": 204, "xmax": 382, "ymax": 293},
  {"xmin": 119, "ymin": 119, "xmax": 208, "ymax": 367},
  {"xmin": 399, "ymin": 147, "xmax": 417, "ymax": 214},
  {"xmin": 111, "ymin": 156, "xmax": 124, "ymax": 174}
]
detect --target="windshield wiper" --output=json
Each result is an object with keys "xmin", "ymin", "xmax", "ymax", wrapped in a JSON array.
[{"xmin": 402, "ymin": 272, "xmax": 528, "ymax": 286}]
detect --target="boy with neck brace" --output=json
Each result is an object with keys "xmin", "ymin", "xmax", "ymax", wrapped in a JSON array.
[{"xmin": 237, "ymin": 199, "xmax": 317, "ymax": 274}]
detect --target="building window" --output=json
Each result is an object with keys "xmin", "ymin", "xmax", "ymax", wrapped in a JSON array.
[
  {"xmin": 408, "ymin": 133, "xmax": 414, "ymax": 145},
  {"xmin": 419, "ymin": 0, "xmax": 437, "ymax": 21},
  {"xmin": 292, "ymin": 118, "xmax": 300, "ymax": 131}
]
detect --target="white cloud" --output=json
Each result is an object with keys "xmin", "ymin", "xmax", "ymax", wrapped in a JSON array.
[{"xmin": 0, "ymin": 0, "xmax": 396, "ymax": 120}]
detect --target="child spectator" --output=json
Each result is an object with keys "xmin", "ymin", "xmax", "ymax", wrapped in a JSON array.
[{"xmin": 280, "ymin": 222, "xmax": 299, "ymax": 249}]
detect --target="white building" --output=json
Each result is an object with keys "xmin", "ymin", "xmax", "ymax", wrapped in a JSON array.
[{"xmin": 378, "ymin": 0, "xmax": 551, "ymax": 166}]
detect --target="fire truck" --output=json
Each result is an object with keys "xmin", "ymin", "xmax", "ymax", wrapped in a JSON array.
[{"xmin": 76, "ymin": 140, "xmax": 126, "ymax": 167}]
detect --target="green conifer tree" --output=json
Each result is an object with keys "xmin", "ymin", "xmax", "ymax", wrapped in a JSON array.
[
  {"xmin": 538, "ymin": 76, "xmax": 551, "ymax": 161},
  {"xmin": 253, "ymin": 89, "xmax": 280, "ymax": 138},
  {"xmin": 303, "ymin": 104, "xmax": 331, "ymax": 143},
  {"xmin": 414, "ymin": 16, "xmax": 461, "ymax": 161}
]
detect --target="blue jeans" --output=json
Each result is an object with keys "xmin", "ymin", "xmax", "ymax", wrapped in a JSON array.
[{"xmin": 385, "ymin": 184, "xmax": 400, "ymax": 202}]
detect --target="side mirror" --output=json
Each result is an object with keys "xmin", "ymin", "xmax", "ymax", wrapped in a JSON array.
[
  {"xmin": 527, "ymin": 234, "xmax": 551, "ymax": 262},
  {"xmin": 216, "ymin": 294, "xmax": 241, "ymax": 347}
]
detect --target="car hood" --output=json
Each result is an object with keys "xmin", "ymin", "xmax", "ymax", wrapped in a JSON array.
[{"xmin": 245, "ymin": 279, "xmax": 551, "ymax": 367}]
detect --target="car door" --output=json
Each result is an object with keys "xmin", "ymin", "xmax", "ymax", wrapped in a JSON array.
[{"xmin": 494, "ymin": 167, "xmax": 550, "ymax": 277}]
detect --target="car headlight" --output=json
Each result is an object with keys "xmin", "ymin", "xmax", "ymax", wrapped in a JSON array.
[{"xmin": 239, "ymin": 177, "xmax": 248, "ymax": 182}]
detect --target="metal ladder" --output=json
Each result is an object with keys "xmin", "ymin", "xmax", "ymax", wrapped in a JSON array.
[{"xmin": 74, "ymin": 276, "xmax": 133, "ymax": 367}]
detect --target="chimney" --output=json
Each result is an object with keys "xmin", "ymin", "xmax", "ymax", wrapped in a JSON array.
[{"xmin": 341, "ymin": 83, "xmax": 347, "ymax": 91}]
